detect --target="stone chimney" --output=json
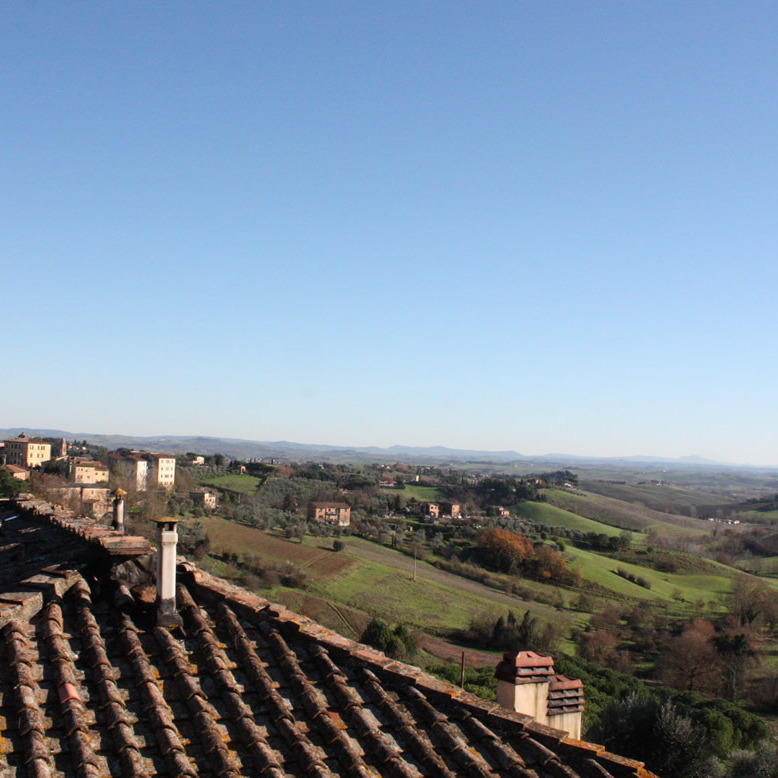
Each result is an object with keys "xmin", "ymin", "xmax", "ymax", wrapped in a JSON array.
[
  {"xmin": 495, "ymin": 650, "xmax": 584, "ymax": 740},
  {"xmin": 154, "ymin": 518, "xmax": 183, "ymax": 628},
  {"xmin": 112, "ymin": 489, "xmax": 126, "ymax": 532}
]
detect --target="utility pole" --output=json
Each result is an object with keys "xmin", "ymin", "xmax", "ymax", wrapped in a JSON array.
[{"xmin": 460, "ymin": 651, "xmax": 466, "ymax": 688}]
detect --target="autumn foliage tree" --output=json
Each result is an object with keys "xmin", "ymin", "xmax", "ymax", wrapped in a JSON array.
[
  {"xmin": 475, "ymin": 528, "xmax": 532, "ymax": 573},
  {"xmin": 473, "ymin": 528, "xmax": 579, "ymax": 585}
]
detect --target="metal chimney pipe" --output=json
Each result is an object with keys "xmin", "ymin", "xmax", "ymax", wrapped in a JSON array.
[
  {"xmin": 112, "ymin": 489, "xmax": 126, "ymax": 532},
  {"xmin": 154, "ymin": 517, "xmax": 183, "ymax": 628}
]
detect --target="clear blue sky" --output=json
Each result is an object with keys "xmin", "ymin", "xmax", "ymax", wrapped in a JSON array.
[{"xmin": 4, "ymin": 2, "xmax": 778, "ymax": 465}]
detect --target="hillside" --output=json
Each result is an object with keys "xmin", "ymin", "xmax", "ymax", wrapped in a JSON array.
[
  {"xmin": 543, "ymin": 488, "xmax": 713, "ymax": 534},
  {"xmin": 580, "ymin": 480, "xmax": 734, "ymax": 514},
  {"xmin": 514, "ymin": 500, "xmax": 629, "ymax": 537}
]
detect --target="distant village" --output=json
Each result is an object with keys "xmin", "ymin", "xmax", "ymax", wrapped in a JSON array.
[{"xmin": 0, "ymin": 432, "xmax": 560, "ymax": 530}]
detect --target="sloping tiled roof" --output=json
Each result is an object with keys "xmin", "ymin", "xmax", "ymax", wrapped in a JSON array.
[{"xmin": 0, "ymin": 496, "xmax": 656, "ymax": 778}]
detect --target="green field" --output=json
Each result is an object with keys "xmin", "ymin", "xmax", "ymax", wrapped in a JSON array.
[
  {"xmin": 381, "ymin": 484, "xmax": 443, "ymax": 501},
  {"xmin": 544, "ymin": 489, "xmax": 710, "ymax": 536},
  {"xmin": 200, "ymin": 473, "xmax": 263, "ymax": 495},
  {"xmin": 197, "ymin": 520, "xmax": 571, "ymax": 642},
  {"xmin": 580, "ymin": 480, "xmax": 735, "ymax": 513},
  {"xmin": 514, "ymin": 500, "xmax": 632, "ymax": 538},
  {"xmin": 740, "ymin": 509, "xmax": 778, "ymax": 522},
  {"xmin": 312, "ymin": 550, "xmax": 566, "ymax": 636},
  {"xmin": 564, "ymin": 545, "xmax": 736, "ymax": 605}
]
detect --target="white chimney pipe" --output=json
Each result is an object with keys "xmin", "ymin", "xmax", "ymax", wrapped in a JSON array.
[{"xmin": 154, "ymin": 518, "xmax": 182, "ymax": 627}]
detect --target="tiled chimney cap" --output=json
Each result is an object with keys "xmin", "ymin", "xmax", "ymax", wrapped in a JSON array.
[
  {"xmin": 504, "ymin": 651, "xmax": 555, "ymax": 668},
  {"xmin": 548, "ymin": 674, "xmax": 585, "ymax": 714},
  {"xmin": 496, "ymin": 650, "xmax": 556, "ymax": 685},
  {"xmin": 549, "ymin": 674, "xmax": 583, "ymax": 692},
  {"xmin": 153, "ymin": 517, "xmax": 181, "ymax": 525}
]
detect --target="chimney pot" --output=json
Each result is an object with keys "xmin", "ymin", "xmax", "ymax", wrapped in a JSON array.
[
  {"xmin": 154, "ymin": 517, "xmax": 183, "ymax": 628},
  {"xmin": 112, "ymin": 489, "xmax": 126, "ymax": 532}
]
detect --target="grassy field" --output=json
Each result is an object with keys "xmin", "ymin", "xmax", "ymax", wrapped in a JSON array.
[
  {"xmin": 564, "ymin": 545, "xmax": 736, "ymax": 605},
  {"xmin": 381, "ymin": 484, "xmax": 443, "ymax": 502},
  {"xmin": 580, "ymin": 480, "xmax": 735, "ymax": 513},
  {"xmin": 740, "ymin": 509, "xmax": 778, "ymax": 522},
  {"xmin": 199, "ymin": 473, "xmax": 263, "ymax": 495},
  {"xmin": 311, "ymin": 551, "xmax": 568, "ymax": 637},
  {"xmin": 197, "ymin": 519, "xmax": 574, "ymax": 644},
  {"xmin": 544, "ymin": 489, "xmax": 711, "ymax": 536},
  {"xmin": 514, "ymin": 500, "xmax": 633, "ymax": 538},
  {"xmin": 200, "ymin": 517, "xmax": 355, "ymax": 578}
]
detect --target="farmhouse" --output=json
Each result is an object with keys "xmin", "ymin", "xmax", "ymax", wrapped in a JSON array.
[
  {"xmin": 2, "ymin": 464, "xmax": 29, "ymax": 481},
  {"xmin": 308, "ymin": 500, "xmax": 351, "ymax": 526},
  {"xmin": 0, "ymin": 494, "xmax": 655, "ymax": 777},
  {"xmin": 439, "ymin": 500, "xmax": 461, "ymax": 518},
  {"xmin": 190, "ymin": 487, "xmax": 218, "ymax": 510}
]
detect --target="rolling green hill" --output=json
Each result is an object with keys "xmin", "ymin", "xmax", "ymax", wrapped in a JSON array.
[
  {"xmin": 580, "ymin": 480, "xmax": 734, "ymax": 514},
  {"xmin": 564, "ymin": 546, "xmax": 736, "ymax": 604},
  {"xmin": 514, "ymin": 500, "xmax": 631, "ymax": 538},
  {"xmin": 544, "ymin": 488, "xmax": 712, "ymax": 535}
]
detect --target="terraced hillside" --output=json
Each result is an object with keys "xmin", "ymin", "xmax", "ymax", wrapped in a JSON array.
[
  {"xmin": 543, "ymin": 488, "xmax": 712, "ymax": 535},
  {"xmin": 580, "ymin": 480, "xmax": 734, "ymax": 514}
]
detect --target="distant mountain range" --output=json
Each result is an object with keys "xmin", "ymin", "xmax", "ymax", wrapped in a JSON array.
[{"xmin": 1, "ymin": 427, "xmax": 774, "ymax": 472}]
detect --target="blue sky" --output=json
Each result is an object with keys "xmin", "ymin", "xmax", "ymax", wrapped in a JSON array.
[{"xmin": 3, "ymin": 2, "xmax": 778, "ymax": 465}]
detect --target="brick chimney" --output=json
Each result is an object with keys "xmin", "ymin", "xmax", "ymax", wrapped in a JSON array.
[
  {"xmin": 111, "ymin": 489, "xmax": 126, "ymax": 532},
  {"xmin": 154, "ymin": 518, "xmax": 183, "ymax": 628},
  {"xmin": 495, "ymin": 651, "xmax": 584, "ymax": 740}
]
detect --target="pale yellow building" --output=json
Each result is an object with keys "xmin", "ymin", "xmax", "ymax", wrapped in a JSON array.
[
  {"xmin": 148, "ymin": 454, "xmax": 176, "ymax": 488},
  {"xmin": 71, "ymin": 460, "xmax": 110, "ymax": 484},
  {"xmin": 109, "ymin": 453, "xmax": 149, "ymax": 490},
  {"xmin": 4, "ymin": 434, "xmax": 51, "ymax": 468},
  {"xmin": 108, "ymin": 451, "xmax": 175, "ymax": 490}
]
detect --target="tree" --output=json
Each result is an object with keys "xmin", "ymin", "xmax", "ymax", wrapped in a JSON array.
[
  {"xmin": 661, "ymin": 620, "xmax": 719, "ymax": 693},
  {"xmin": 361, "ymin": 618, "xmax": 416, "ymax": 660},
  {"xmin": 177, "ymin": 520, "xmax": 211, "ymax": 559},
  {"xmin": 714, "ymin": 629, "xmax": 759, "ymax": 702},
  {"xmin": 588, "ymin": 694, "xmax": 714, "ymax": 777},
  {"xmin": 0, "ymin": 468, "xmax": 22, "ymax": 498},
  {"xmin": 476, "ymin": 527, "xmax": 532, "ymax": 573}
]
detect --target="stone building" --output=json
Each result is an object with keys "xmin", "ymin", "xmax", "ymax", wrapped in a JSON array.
[
  {"xmin": 190, "ymin": 487, "xmax": 218, "ymax": 510},
  {"xmin": 308, "ymin": 501, "xmax": 351, "ymax": 526}
]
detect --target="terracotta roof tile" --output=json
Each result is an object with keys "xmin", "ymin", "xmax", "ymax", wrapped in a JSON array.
[{"xmin": 0, "ymin": 497, "xmax": 657, "ymax": 777}]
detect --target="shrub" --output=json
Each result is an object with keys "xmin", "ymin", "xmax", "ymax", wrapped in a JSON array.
[
  {"xmin": 360, "ymin": 618, "xmax": 417, "ymax": 660},
  {"xmin": 588, "ymin": 694, "xmax": 711, "ymax": 777}
]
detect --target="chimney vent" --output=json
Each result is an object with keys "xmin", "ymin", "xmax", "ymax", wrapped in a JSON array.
[
  {"xmin": 112, "ymin": 489, "xmax": 126, "ymax": 532},
  {"xmin": 154, "ymin": 518, "xmax": 183, "ymax": 628}
]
